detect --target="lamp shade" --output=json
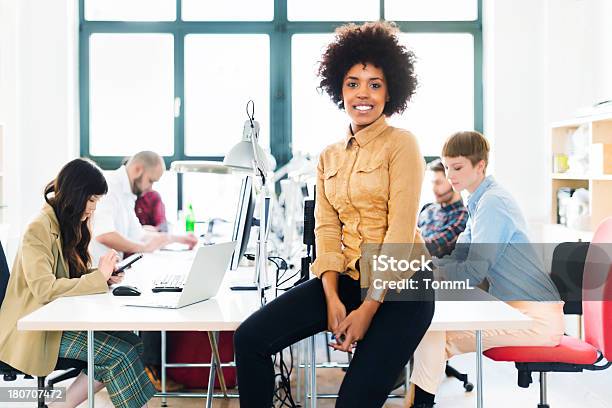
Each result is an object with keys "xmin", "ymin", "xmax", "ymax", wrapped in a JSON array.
[
  {"xmin": 170, "ymin": 160, "xmax": 231, "ymax": 174},
  {"xmin": 223, "ymin": 140, "xmax": 256, "ymax": 171},
  {"xmin": 223, "ymin": 119, "xmax": 269, "ymax": 174}
]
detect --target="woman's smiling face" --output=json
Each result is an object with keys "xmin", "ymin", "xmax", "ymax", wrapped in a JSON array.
[{"xmin": 342, "ymin": 62, "xmax": 389, "ymax": 133}]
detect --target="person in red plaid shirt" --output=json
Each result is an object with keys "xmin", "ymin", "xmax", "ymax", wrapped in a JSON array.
[
  {"xmin": 418, "ymin": 159, "xmax": 468, "ymax": 258},
  {"xmin": 135, "ymin": 190, "xmax": 168, "ymax": 232}
]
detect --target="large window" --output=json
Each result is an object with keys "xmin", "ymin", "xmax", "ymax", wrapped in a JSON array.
[
  {"xmin": 89, "ymin": 33, "xmax": 175, "ymax": 156},
  {"xmin": 80, "ymin": 0, "xmax": 482, "ymax": 166},
  {"xmin": 390, "ymin": 33, "xmax": 474, "ymax": 156},
  {"xmin": 183, "ymin": 34, "xmax": 270, "ymax": 157}
]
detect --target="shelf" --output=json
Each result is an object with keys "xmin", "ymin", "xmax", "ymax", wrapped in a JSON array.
[
  {"xmin": 551, "ymin": 173, "xmax": 612, "ymax": 181},
  {"xmin": 551, "ymin": 112, "xmax": 612, "ymax": 128},
  {"xmin": 551, "ymin": 173, "xmax": 588, "ymax": 180},
  {"xmin": 550, "ymin": 118, "xmax": 589, "ymax": 128}
]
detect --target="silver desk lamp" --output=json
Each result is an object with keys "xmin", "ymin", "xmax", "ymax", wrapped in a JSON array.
[{"xmin": 170, "ymin": 101, "xmax": 271, "ymax": 303}]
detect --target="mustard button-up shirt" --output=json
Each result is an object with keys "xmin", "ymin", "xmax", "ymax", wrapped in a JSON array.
[{"xmin": 311, "ymin": 115, "xmax": 427, "ymax": 301}]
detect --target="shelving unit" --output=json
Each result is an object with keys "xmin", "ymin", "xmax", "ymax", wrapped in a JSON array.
[{"xmin": 546, "ymin": 113, "xmax": 612, "ymax": 241}]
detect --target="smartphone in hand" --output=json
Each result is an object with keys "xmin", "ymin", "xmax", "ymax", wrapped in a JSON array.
[{"xmin": 112, "ymin": 253, "xmax": 143, "ymax": 276}]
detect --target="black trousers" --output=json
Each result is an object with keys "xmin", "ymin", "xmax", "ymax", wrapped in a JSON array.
[
  {"xmin": 234, "ymin": 273, "xmax": 434, "ymax": 408},
  {"xmin": 140, "ymin": 331, "xmax": 163, "ymax": 366}
]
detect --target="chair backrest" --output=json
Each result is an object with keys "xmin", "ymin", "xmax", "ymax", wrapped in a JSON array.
[
  {"xmin": 0, "ymin": 241, "xmax": 10, "ymax": 307},
  {"xmin": 551, "ymin": 242, "xmax": 589, "ymax": 315},
  {"xmin": 583, "ymin": 217, "xmax": 612, "ymax": 361}
]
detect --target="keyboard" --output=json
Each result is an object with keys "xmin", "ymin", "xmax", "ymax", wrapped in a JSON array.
[{"xmin": 152, "ymin": 274, "xmax": 185, "ymax": 292}]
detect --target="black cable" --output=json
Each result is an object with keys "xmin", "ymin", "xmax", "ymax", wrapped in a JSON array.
[
  {"xmin": 272, "ymin": 346, "xmax": 297, "ymax": 407},
  {"xmin": 269, "ymin": 256, "xmax": 289, "ymax": 270},
  {"xmin": 277, "ymin": 271, "xmax": 301, "ymax": 288},
  {"xmin": 268, "ymin": 255, "xmax": 298, "ymax": 407},
  {"xmin": 246, "ymin": 100, "xmax": 255, "ymax": 126},
  {"xmin": 269, "ymin": 257, "xmax": 283, "ymax": 271},
  {"xmin": 271, "ymin": 258, "xmax": 282, "ymax": 299},
  {"xmin": 276, "ymin": 265, "xmax": 291, "ymax": 284},
  {"xmin": 270, "ymin": 256, "xmax": 291, "ymax": 299}
]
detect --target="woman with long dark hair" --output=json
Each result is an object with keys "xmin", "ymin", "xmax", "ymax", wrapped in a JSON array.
[{"xmin": 0, "ymin": 158, "xmax": 155, "ymax": 408}]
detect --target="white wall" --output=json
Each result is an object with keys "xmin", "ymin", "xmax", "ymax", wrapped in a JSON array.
[
  {"xmin": 545, "ymin": 0, "xmax": 596, "ymax": 122},
  {"xmin": 484, "ymin": 0, "xmax": 548, "ymax": 223},
  {"xmin": 584, "ymin": 0, "xmax": 612, "ymax": 111},
  {"xmin": 0, "ymin": 0, "xmax": 23, "ymax": 258},
  {"xmin": 0, "ymin": 0, "xmax": 79, "ymax": 258},
  {"xmin": 485, "ymin": 0, "xmax": 612, "ymax": 230}
]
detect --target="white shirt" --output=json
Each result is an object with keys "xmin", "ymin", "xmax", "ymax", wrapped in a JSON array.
[{"xmin": 90, "ymin": 166, "xmax": 145, "ymax": 265}]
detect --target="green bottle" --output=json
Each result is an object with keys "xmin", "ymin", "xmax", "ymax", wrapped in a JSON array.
[{"xmin": 185, "ymin": 203, "xmax": 195, "ymax": 232}]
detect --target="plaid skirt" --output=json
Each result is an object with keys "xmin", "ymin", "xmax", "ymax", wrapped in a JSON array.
[{"xmin": 58, "ymin": 331, "xmax": 156, "ymax": 408}]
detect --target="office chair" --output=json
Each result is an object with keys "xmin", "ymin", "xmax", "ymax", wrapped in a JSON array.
[
  {"xmin": 483, "ymin": 219, "xmax": 612, "ymax": 408},
  {"xmin": 0, "ymin": 241, "xmax": 86, "ymax": 408},
  {"xmin": 550, "ymin": 241, "xmax": 589, "ymax": 338}
]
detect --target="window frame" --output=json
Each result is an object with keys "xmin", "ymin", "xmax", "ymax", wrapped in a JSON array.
[{"xmin": 79, "ymin": 0, "xmax": 483, "ymax": 169}]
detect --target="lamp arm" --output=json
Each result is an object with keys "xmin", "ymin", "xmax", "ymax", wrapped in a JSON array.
[{"xmin": 250, "ymin": 128, "xmax": 267, "ymax": 185}]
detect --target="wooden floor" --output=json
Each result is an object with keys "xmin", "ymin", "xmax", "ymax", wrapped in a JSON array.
[{"xmin": 4, "ymin": 348, "xmax": 612, "ymax": 407}]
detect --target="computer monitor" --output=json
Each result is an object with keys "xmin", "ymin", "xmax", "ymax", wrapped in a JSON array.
[{"xmin": 230, "ymin": 176, "xmax": 255, "ymax": 270}]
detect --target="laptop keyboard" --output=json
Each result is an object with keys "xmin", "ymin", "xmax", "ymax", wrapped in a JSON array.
[{"xmin": 152, "ymin": 274, "xmax": 185, "ymax": 292}]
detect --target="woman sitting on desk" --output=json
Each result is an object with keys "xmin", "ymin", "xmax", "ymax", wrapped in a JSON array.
[
  {"xmin": 234, "ymin": 21, "xmax": 434, "ymax": 407},
  {"xmin": 407, "ymin": 131, "xmax": 564, "ymax": 408},
  {"xmin": 0, "ymin": 158, "xmax": 155, "ymax": 408}
]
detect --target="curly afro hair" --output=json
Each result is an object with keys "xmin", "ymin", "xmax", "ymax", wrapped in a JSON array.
[{"xmin": 317, "ymin": 21, "xmax": 417, "ymax": 116}]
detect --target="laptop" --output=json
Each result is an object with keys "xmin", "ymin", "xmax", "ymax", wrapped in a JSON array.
[{"xmin": 124, "ymin": 241, "xmax": 236, "ymax": 309}]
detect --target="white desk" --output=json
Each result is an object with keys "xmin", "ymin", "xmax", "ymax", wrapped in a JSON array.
[
  {"xmin": 19, "ymin": 251, "xmax": 532, "ymax": 408},
  {"xmin": 18, "ymin": 251, "xmax": 261, "ymax": 408},
  {"xmin": 430, "ymin": 297, "xmax": 532, "ymax": 408},
  {"xmin": 431, "ymin": 292, "xmax": 533, "ymax": 330},
  {"xmin": 304, "ymin": 290, "xmax": 533, "ymax": 408}
]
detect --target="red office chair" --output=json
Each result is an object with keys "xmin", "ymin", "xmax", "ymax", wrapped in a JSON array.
[{"xmin": 483, "ymin": 218, "xmax": 612, "ymax": 408}]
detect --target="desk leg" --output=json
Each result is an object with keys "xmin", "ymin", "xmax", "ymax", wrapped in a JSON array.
[
  {"xmin": 476, "ymin": 330, "xmax": 483, "ymax": 408},
  {"xmin": 161, "ymin": 330, "xmax": 167, "ymax": 407},
  {"xmin": 296, "ymin": 341, "xmax": 302, "ymax": 404},
  {"xmin": 310, "ymin": 335, "xmax": 317, "ymax": 408},
  {"xmin": 87, "ymin": 330, "xmax": 95, "ymax": 408},
  {"xmin": 304, "ymin": 338, "xmax": 310, "ymax": 406},
  {"xmin": 206, "ymin": 331, "xmax": 218, "ymax": 408},
  {"xmin": 208, "ymin": 331, "xmax": 228, "ymax": 397}
]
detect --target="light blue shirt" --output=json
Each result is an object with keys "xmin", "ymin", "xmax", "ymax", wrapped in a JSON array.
[{"xmin": 435, "ymin": 176, "xmax": 560, "ymax": 301}]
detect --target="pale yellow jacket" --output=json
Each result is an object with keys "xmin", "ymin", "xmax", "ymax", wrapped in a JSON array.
[{"xmin": 0, "ymin": 204, "xmax": 108, "ymax": 376}]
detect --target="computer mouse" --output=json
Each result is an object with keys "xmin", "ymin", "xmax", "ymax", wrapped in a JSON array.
[{"xmin": 112, "ymin": 285, "xmax": 141, "ymax": 296}]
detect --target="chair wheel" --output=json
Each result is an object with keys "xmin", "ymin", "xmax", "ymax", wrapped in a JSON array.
[{"xmin": 464, "ymin": 382, "xmax": 474, "ymax": 392}]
